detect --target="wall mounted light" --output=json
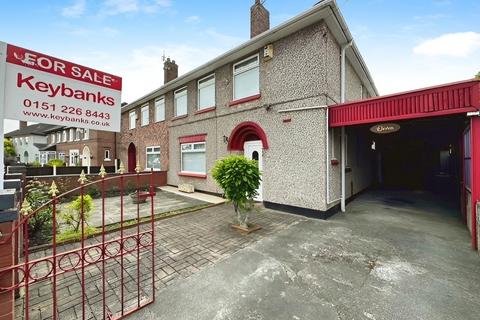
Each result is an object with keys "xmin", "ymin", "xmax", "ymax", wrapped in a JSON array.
[{"xmin": 223, "ymin": 135, "xmax": 229, "ymax": 144}]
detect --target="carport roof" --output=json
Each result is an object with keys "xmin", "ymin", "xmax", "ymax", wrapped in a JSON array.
[{"xmin": 329, "ymin": 79, "xmax": 480, "ymax": 127}]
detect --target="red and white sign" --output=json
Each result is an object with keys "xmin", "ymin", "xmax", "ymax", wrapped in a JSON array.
[{"xmin": 0, "ymin": 42, "xmax": 122, "ymax": 132}]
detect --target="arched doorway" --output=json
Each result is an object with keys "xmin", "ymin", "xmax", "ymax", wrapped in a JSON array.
[
  {"xmin": 23, "ymin": 151, "xmax": 29, "ymax": 164},
  {"xmin": 82, "ymin": 146, "xmax": 91, "ymax": 166},
  {"xmin": 228, "ymin": 122, "xmax": 269, "ymax": 201},
  {"xmin": 128, "ymin": 143, "xmax": 136, "ymax": 173}
]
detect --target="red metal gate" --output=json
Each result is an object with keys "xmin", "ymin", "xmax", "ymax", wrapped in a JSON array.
[{"xmin": 0, "ymin": 165, "xmax": 156, "ymax": 319}]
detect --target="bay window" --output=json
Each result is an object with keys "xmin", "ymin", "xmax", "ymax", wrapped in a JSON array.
[
  {"xmin": 197, "ymin": 74, "xmax": 215, "ymax": 110},
  {"xmin": 174, "ymin": 88, "xmax": 188, "ymax": 117},
  {"xmin": 146, "ymin": 146, "xmax": 161, "ymax": 170},
  {"xmin": 155, "ymin": 97, "xmax": 165, "ymax": 122},
  {"xmin": 181, "ymin": 142, "xmax": 206, "ymax": 174},
  {"xmin": 233, "ymin": 54, "xmax": 259, "ymax": 100},
  {"xmin": 141, "ymin": 104, "xmax": 149, "ymax": 126}
]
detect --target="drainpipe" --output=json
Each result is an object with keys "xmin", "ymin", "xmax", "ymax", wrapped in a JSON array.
[{"xmin": 340, "ymin": 41, "xmax": 352, "ymax": 212}]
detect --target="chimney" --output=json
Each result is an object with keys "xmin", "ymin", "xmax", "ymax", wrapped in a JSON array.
[
  {"xmin": 250, "ymin": 0, "xmax": 270, "ymax": 38},
  {"xmin": 19, "ymin": 121, "xmax": 28, "ymax": 130},
  {"xmin": 163, "ymin": 58, "xmax": 178, "ymax": 84}
]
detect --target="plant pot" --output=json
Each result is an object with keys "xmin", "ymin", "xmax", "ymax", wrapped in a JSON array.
[
  {"xmin": 230, "ymin": 223, "xmax": 262, "ymax": 234},
  {"xmin": 130, "ymin": 192, "xmax": 147, "ymax": 204}
]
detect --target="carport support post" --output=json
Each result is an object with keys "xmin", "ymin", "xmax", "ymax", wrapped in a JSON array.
[
  {"xmin": 341, "ymin": 126, "xmax": 346, "ymax": 212},
  {"xmin": 470, "ymin": 117, "xmax": 480, "ymax": 250},
  {"xmin": 0, "ymin": 42, "xmax": 7, "ymax": 191}
]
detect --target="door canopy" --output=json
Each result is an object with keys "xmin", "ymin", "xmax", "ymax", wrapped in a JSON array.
[{"xmin": 228, "ymin": 121, "xmax": 269, "ymax": 151}]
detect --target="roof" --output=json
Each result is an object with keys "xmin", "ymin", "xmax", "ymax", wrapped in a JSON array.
[
  {"xmin": 328, "ymin": 79, "xmax": 480, "ymax": 127},
  {"xmin": 5, "ymin": 124, "xmax": 61, "ymax": 138},
  {"xmin": 122, "ymin": 0, "xmax": 377, "ymax": 113}
]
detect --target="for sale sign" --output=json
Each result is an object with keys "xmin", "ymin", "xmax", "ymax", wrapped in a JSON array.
[{"xmin": 0, "ymin": 42, "xmax": 122, "ymax": 132}]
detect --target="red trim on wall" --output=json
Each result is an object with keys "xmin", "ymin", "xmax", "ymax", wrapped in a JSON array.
[
  {"xmin": 329, "ymin": 79, "xmax": 480, "ymax": 127},
  {"xmin": 228, "ymin": 94, "xmax": 261, "ymax": 107},
  {"xmin": 227, "ymin": 121, "xmax": 269, "ymax": 151},
  {"xmin": 178, "ymin": 172, "xmax": 207, "ymax": 179},
  {"xmin": 171, "ymin": 114, "xmax": 188, "ymax": 121},
  {"xmin": 179, "ymin": 133, "xmax": 207, "ymax": 144},
  {"xmin": 195, "ymin": 106, "xmax": 216, "ymax": 115},
  {"xmin": 471, "ymin": 117, "xmax": 480, "ymax": 250}
]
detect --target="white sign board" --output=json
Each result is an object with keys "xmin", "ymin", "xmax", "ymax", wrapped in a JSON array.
[{"xmin": 0, "ymin": 41, "xmax": 122, "ymax": 132}]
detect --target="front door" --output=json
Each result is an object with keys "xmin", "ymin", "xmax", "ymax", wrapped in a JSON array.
[
  {"xmin": 82, "ymin": 146, "xmax": 91, "ymax": 166},
  {"xmin": 244, "ymin": 140, "xmax": 263, "ymax": 201}
]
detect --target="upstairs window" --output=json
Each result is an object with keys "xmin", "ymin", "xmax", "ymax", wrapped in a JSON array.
[
  {"xmin": 198, "ymin": 74, "xmax": 215, "ymax": 110},
  {"xmin": 233, "ymin": 54, "xmax": 259, "ymax": 100},
  {"xmin": 129, "ymin": 111, "xmax": 136, "ymax": 129},
  {"xmin": 83, "ymin": 129, "xmax": 89, "ymax": 140},
  {"xmin": 69, "ymin": 128, "xmax": 74, "ymax": 141},
  {"xmin": 51, "ymin": 134, "xmax": 55, "ymax": 144},
  {"xmin": 62, "ymin": 130, "xmax": 67, "ymax": 142},
  {"xmin": 75, "ymin": 128, "xmax": 82, "ymax": 141},
  {"xmin": 141, "ymin": 104, "xmax": 149, "ymax": 126},
  {"xmin": 155, "ymin": 97, "xmax": 165, "ymax": 122},
  {"xmin": 174, "ymin": 88, "xmax": 188, "ymax": 117},
  {"xmin": 57, "ymin": 132, "xmax": 61, "ymax": 143}
]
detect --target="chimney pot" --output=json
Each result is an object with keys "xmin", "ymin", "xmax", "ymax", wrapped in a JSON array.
[
  {"xmin": 163, "ymin": 58, "xmax": 178, "ymax": 84},
  {"xmin": 250, "ymin": 0, "xmax": 270, "ymax": 38},
  {"xmin": 19, "ymin": 121, "xmax": 27, "ymax": 130}
]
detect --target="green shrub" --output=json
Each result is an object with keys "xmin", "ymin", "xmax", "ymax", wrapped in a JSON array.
[
  {"xmin": 212, "ymin": 155, "xmax": 261, "ymax": 227},
  {"xmin": 47, "ymin": 159, "xmax": 65, "ymax": 167},
  {"xmin": 60, "ymin": 194, "xmax": 94, "ymax": 232},
  {"xmin": 4, "ymin": 138, "xmax": 15, "ymax": 157},
  {"xmin": 24, "ymin": 180, "xmax": 54, "ymax": 245},
  {"xmin": 30, "ymin": 160, "xmax": 41, "ymax": 167}
]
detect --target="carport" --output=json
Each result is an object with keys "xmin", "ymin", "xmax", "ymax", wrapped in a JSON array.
[{"xmin": 329, "ymin": 79, "xmax": 480, "ymax": 250}]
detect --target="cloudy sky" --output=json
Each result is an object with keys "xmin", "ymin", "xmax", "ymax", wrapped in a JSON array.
[{"xmin": 1, "ymin": 0, "xmax": 479, "ymax": 133}]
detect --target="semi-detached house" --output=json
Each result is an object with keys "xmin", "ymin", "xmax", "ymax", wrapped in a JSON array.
[{"xmin": 118, "ymin": 0, "xmax": 378, "ymax": 217}]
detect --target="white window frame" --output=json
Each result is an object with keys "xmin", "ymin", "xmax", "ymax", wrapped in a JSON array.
[
  {"xmin": 141, "ymin": 104, "xmax": 149, "ymax": 126},
  {"xmin": 57, "ymin": 132, "xmax": 61, "ymax": 143},
  {"xmin": 69, "ymin": 128, "xmax": 74, "ymax": 141},
  {"xmin": 180, "ymin": 142, "xmax": 206, "ymax": 175},
  {"xmin": 129, "ymin": 111, "xmax": 136, "ymax": 129},
  {"xmin": 104, "ymin": 149, "xmax": 111, "ymax": 161},
  {"xmin": 75, "ymin": 128, "xmax": 82, "ymax": 141},
  {"xmin": 233, "ymin": 54, "xmax": 260, "ymax": 101},
  {"xmin": 146, "ymin": 146, "xmax": 161, "ymax": 171},
  {"xmin": 83, "ymin": 128, "xmax": 89, "ymax": 140},
  {"xmin": 58, "ymin": 152, "xmax": 65, "ymax": 161},
  {"xmin": 197, "ymin": 74, "xmax": 215, "ymax": 110},
  {"xmin": 174, "ymin": 87, "xmax": 188, "ymax": 117},
  {"xmin": 51, "ymin": 134, "xmax": 55, "ymax": 144},
  {"xmin": 62, "ymin": 130, "xmax": 67, "ymax": 142},
  {"xmin": 155, "ymin": 97, "xmax": 165, "ymax": 122}
]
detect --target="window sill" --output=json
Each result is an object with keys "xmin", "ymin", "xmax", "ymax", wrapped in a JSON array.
[
  {"xmin": 178, "ymin": 172, "xmax": 207, "ymax": 179},
  {"xmin": 172, "ymin": 115, "xmax": 188, "ymax": 121},
  {"xmin": 104, "ymin": 158, "xmax": 112, "ymax": 161},
  {"xmin": 155, "ymin": 120, "xmax": 165, "ymax": 124},
  {"xmin": 146, "ymin": 168, "xmax": 161, "ymax": 171},
  {"xmin": 195, "ymin": 106, "xmax": 216, "ymax": 115},
  {"xmin": 229, "ymin": 94, "xmax": 261, "ymax": 107}
]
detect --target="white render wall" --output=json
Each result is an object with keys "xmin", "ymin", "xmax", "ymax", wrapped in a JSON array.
[{"xmin": 11, "ymin": 135, "xmax": 47, "ymax": 164}]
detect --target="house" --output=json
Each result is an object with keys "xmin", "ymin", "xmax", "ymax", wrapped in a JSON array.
[
  {"xmin": 5, "ymin": 121, "xmax": 59, "ymax": 164},
  {"xmin": 118, "ymin": 0, "xmax": 377, "ymax": 217},
  {"xmin": 45, "ymin": 126, "xmax": 117, "ymax": 167}
]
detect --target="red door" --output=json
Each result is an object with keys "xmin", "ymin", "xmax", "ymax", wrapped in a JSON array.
[{"xmin": 128, "ymin": 143, "xmax": 136, "ymax": 173}]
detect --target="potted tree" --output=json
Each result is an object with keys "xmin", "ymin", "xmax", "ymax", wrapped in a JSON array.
[{"xmin": 212, "ymin": 155, "xmax": 261, "ymax": 233}]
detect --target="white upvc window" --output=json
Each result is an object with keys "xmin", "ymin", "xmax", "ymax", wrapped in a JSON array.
[
  {"xmin": 25, "ymin": 137, "xmax": 29, "ymax": 144},
  {"xmin": 233, "ymin": 54, "xmax": 259, "ymax": 100},
  {"xmin": 62, "ymin": 130, "xmax": 67, "ymax": 142},
  {"xmin": 69, "ymin": 128, "xmax": 74, "ymax": 141},
  {"xmin": 174, "ymin": 87, "xmax": 188, "ymax": 117},
  {"xmin": 75, "ymin": 128, "xmax": 82, "ymax": 141},
  {"xmin": 197, "ymin": 74, "xmax": 215, "ymax": 110},
  {"xmin": 104, "ymin": 149, "xmax": 111, "ymax": 161},
  {"xmin": 146, "ymin": 146, "xmax": 161, "ymax": 170},
  {"xmin": 83, "ymin": 129, "xmax": 89, "ymax": 140},
  {"xmin": 155, "ymin": 97, "xmax": 165, "ymax": 122},
  {"xmin": 58, "ymin": 152, "xmax": 65, "ymax": 161},
  {"xmin": 141, "ymin": 104, "xmax": 149, "ymax": 126},
  {"xmin": 129, "ymin": 111, "xmax": 136, "ymax": 129},
  {"xmin": 51, "ymin": 134, "xmax": 55, "ymax": 144},
  {"xmin": 181, "ymin": 142, "xmax": 206, "ymax": 174},
  {"xmin": 57, "ymin": 132, "xmax": 61, "ymax": 143}
]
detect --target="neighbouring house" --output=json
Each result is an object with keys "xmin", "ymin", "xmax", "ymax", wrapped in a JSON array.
[
  {"xmin": 118, "ymin": 0, "xmax": 377, "ymax": 217},
  {"xmin": 5, "ymin": 121, "xmax": 59, "ymax": 164},
  {"xmin": 45, "ymin": 126, "xmax": 117, "ymax": 167}
]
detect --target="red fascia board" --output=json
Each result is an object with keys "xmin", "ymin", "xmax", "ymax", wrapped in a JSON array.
[
  {"xmin": 178, "ymin": 172, "xmax": 207, "ymax": 179},
  {"xmin": 229, "ymin": 94, "xmax": 261, "ymax": 107},
  {"xmin": 329, "ymin": 107, "xmax": 478, "ymax": 128},
  {"xmin": 179, "ymin": 133, "xmax": 207, "ymax": 144}
]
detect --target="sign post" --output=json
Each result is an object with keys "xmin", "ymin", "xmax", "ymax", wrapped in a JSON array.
[
  {"xmin": 0, "ymin": 41, "xmax": 122, "ymax": 190},
  {"xmin": 0, "ymin": 42, "xmax": 7, "ymax": 190}
]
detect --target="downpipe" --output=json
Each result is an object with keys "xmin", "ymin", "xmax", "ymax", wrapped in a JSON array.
[{"xmin": 340, "ymin": 41, "xmax": 352, "ymax": 212}]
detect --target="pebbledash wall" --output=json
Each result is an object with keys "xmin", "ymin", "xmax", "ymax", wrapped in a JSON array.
[{"xmin": 119, "ymin": 0, "xmax": 377, "ymax": 216}]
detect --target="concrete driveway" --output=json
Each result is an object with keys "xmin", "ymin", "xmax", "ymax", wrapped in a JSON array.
[{"xmin": 134, "ymin": 190, "xmax": 480, "ymax": 320}]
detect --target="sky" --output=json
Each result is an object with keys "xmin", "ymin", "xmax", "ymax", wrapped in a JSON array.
[{"xmin": 1, "ymin": 0, "xmax": 479, "ymax": 133}]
